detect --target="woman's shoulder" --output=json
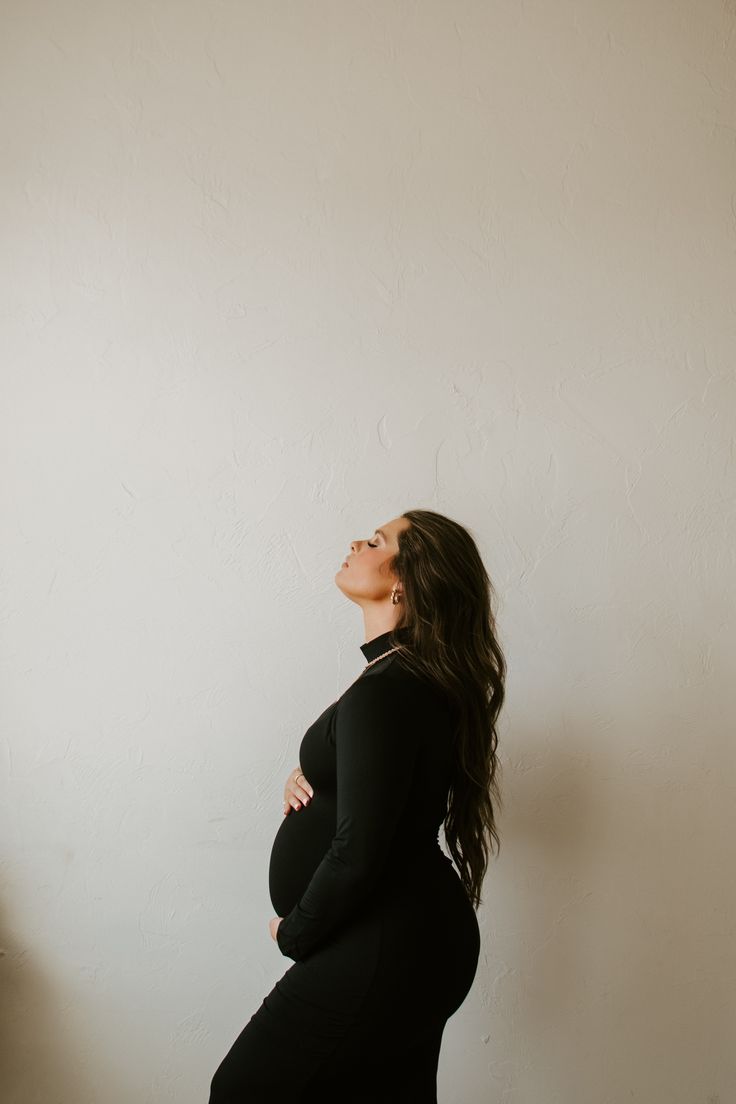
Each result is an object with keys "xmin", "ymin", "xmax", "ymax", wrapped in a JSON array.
[{"xmin": 338, "ymin": 654, "xmax": 452, "ymax": 715}]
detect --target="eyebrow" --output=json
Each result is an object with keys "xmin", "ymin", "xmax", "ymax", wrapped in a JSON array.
[{"xmin": 375, "ymin": 529, "xmax": 387, "ymax": 539}]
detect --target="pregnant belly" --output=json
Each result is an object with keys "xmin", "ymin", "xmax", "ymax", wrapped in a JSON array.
[{"xmin": 268, "ymin": 797, "xmax": 336, "ymax": 917}]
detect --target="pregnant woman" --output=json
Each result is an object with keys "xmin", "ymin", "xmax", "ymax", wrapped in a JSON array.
[{"xmin": 208, "ymin": 508, "xmax": 506, "ymax": 1103}]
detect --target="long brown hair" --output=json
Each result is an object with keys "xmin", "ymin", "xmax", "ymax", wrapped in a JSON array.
[{"xmin": 386, "ymin": 508, "xmax": 506, "ymax": 909}]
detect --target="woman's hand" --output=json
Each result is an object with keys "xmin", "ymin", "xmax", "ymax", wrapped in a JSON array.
[
  {"xmin": 283, "ymin": 765, "xmax": 314, "ymax": 815},
  {"xmin": 269, "ymin": 916, "xmax": 283, "ymax": 942}
]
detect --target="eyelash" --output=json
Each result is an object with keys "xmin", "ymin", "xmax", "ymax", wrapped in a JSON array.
[{"xmin": 367, "ymin": 540, "xmax": 378, "ymax": 548}]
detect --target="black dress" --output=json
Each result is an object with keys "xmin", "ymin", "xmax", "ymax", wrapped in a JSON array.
[{"xmin": 208, "ymin": 627, "xmax": 481, "ymax": 1103}]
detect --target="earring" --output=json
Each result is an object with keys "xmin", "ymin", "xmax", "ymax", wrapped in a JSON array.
[{"xmin": 391, "ymin": 585, "xmax": 402, "ymax": 605}]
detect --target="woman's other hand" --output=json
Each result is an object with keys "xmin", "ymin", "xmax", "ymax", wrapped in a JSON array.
[
  {"xmin": 282, "ymin": 765, "xmax": 314, "ymax": 815},
  {"xmin": 269, "ymin": 916, "xmax": 283, "ymax": 941}
]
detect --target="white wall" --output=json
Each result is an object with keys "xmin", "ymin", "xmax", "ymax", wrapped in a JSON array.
[{"xmin": 1, "ymin": 2, "xmax": 735, "ymax": 1101}]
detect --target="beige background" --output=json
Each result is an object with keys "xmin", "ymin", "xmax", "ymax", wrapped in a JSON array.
[{"xmin": 1, "ymin": 2, "xmax": 735, "ymax": 1101}]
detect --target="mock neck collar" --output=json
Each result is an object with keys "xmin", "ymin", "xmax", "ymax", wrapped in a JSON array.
[{"xmin": 359, "ymin": 625, "xmax": 410, "ymax": 664}]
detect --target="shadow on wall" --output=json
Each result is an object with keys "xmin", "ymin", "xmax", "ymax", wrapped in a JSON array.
[
  {"xmin": 495, "ymin": 714, "xmax": 733, "ymax": 1101},
  {"xmin": 0, "ymin": 904, "xmax": 98, "ymax": 1104}
]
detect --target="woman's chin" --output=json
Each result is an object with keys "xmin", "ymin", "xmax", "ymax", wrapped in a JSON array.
[{"xmin": 334, "ymin": 579, "xmax": 358, "ymax": 603}]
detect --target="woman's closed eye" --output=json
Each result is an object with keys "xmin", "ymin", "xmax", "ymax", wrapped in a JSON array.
[{"xmin": 367, "ymin": 540, "xmax": 377, "ymax": 548}]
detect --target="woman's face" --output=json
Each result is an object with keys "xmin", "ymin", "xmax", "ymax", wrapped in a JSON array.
[{"xmin": 335, "ymin": 515, "xmax": 411, "ymax": 603}]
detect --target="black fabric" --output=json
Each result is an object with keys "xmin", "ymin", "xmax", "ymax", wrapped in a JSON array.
[{"xmin": 208, "ymin": 629, "xmax": 481, "ymax": 1102}]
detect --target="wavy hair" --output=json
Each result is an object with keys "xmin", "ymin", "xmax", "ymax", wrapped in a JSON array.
[{"xmin": 385, "ymin": 508, "xmax": 506, "ymax": 909}]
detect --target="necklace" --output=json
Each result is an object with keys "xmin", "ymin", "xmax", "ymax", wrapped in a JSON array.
[
  {"xmin": 361, "ymin": 645, "xmax": 400, "ymax": 672},
  {"xmin": 336, "ymin": 645, "xmax": 401, "ymax": 700}
]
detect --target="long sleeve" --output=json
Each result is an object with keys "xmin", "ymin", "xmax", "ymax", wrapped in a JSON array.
[{"xmin": 276, "ymin": 674, "xmax": 423, "ymax": 961}]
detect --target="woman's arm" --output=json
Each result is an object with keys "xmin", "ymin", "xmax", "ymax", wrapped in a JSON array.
[{"xmin": 276, "ymin": 674, "xmax": 423, "ymax": 961}]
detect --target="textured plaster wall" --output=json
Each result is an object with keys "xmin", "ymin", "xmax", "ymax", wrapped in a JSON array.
[{"xmin": 1, "ymin": 2, "xmax": 735, "ymax": 1102}]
